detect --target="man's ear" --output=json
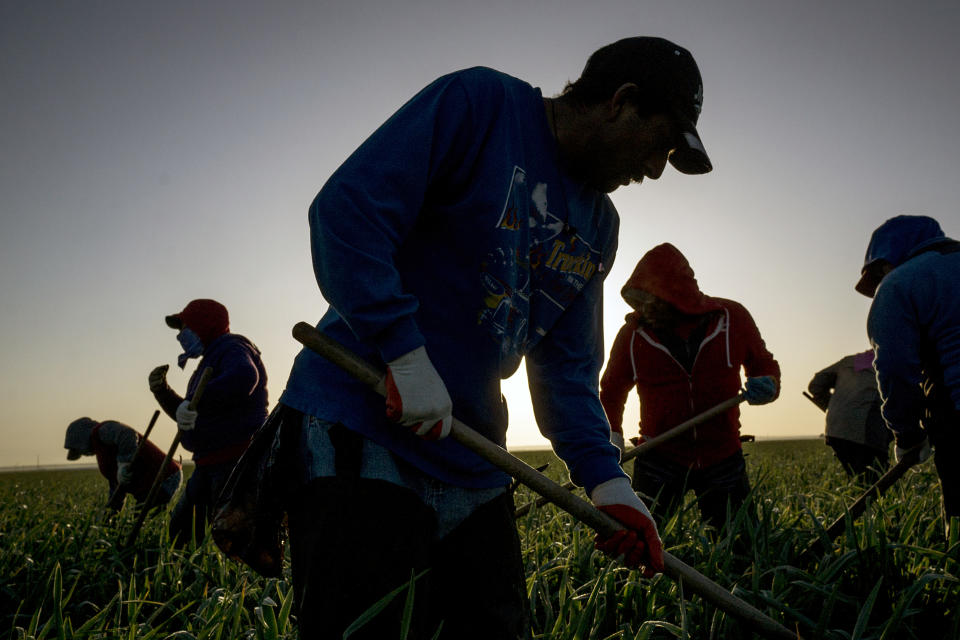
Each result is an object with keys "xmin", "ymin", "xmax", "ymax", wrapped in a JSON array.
[{"xmin": 607, "ymin": 83, "xmax": 640, "ymax": 121}]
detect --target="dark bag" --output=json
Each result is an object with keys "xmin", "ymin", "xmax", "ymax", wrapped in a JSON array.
[{"xmin": 211, "ymin": 404, "xmax": 302, "ymax": 577}]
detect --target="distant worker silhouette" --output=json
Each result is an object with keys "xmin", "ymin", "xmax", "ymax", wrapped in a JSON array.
[
  {"xmin": 64, "ymin": 417, "xmax": 182, "ymax": 512},
  {"xmin": 148, "ymin": 298, "xmax": 268, "ymax": 546},
  {"xmin": 807, "ymin": 350, "xmax": 892, "ymax": 483}
]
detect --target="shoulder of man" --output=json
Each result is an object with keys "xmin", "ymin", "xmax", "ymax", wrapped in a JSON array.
[
  {"xmin": 206, "ymin": 333, "xmax": 261, "ymax": 358},
  {"xmin": 434, "ymin": 66, "xmax": 535, "ymax": 106},
  {"xmin": 706, "ymin": 297, "xmax": 747, "ymax": 319}
]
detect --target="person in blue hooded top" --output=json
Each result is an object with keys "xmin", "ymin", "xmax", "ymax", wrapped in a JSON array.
[
  {"xmin": 856, "ymin": 215, "xmax": 960, "ymax": 537},
  {"xmin": 276, "ymin": 37, "xmax": 714, "ymax": 639},
  {"xmin": 148, "ymin": 298, "xmax": 268, "ymax": 546}
]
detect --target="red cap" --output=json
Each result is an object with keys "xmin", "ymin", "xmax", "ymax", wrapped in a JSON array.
[{"xmin": 165, "ymin": 299, "xmax": 230, "ymax": 345}]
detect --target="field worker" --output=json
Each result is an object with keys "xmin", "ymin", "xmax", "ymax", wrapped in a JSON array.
[
  {"xmin": 600, "ymin": 243, "xmax": 780, "ymax": 533},
  {"xmin": 855, "ymin": 215, "xmax": 960, "ymax": 535},
  {"xmin": 275, "ymin": 36, "xmax": 713, "ymax": 639},
  {"xmin": 148, "ymin": 298, "xmax": 268, "ymax": 546},
  {"xmin": 807, "ymin": 350, "xmax": 892, "ymax": 482},
  {"xmin": 64, "ymin": 417, "xmax": 182, "ymax": 512}
]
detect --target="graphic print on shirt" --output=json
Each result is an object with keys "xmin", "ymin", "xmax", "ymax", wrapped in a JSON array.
[{"xmin": 479, "ymin": 166, "xmax": 601, "ymax": 375}]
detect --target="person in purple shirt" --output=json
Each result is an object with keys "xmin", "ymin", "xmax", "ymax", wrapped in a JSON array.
[{"xmin": 278, "ymin": 37, "xmax": 713, "ymax": 638}]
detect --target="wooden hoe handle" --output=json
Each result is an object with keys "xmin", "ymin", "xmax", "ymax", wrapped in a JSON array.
[
  {"xmin": 619, "ymin": 394, "xmax": 746, "ymax": 465},
  {"xmin": 105, "ymin": 409, "xmax": 162, "ymax": 511},
  {"xmin": 291, "ymin": 322, "xmax": 801, "ymax": 640},
  {"xmin": 123, "ymin": 366, "xmax": 214, "ymax": 548}
]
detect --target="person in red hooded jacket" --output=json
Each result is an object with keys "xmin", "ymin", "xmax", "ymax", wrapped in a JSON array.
[
  {"xmin": 148, "ymin": 299, "xmax": 269, "ymax": 546},
  {"xmin": 600, "ymin": 243, "xmax": 780, "ymax": 532}
]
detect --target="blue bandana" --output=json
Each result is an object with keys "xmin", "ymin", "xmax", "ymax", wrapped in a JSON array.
[{"xmin": 177, "ymin": 328, "xmax": 204, "ymax": 369}]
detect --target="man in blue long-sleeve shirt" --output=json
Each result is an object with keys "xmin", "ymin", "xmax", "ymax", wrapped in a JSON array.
[
  {"xmin": 279, "ymin": 37, "xmax": 714, "ymax": 638},
  {"xmin": 856, "ymin": 215, "xmax": 960, "ymax": 537}
]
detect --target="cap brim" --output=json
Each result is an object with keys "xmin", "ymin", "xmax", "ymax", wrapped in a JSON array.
[
  {"xmin": 669, "ymin": 126, "xmax": 712, "ymax": 175},
  {"xmin": 855, "ymin": 270, "xmax": 879, "ymax": 298},
  {"xmin": 165, "ymin": 314, "xmax": 183, "ymax": 329},
  {"xmin": 855, "ymin": 259, "xmax": 886, "ymax": 298},
  {"xmin": 66, "ymin": 449, "xmax": 82, "ymax": 461}
]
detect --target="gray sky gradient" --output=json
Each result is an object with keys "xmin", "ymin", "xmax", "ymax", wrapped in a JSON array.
[{"xmin": 1, "ymin": 0, "xmax": 958, "ymax": 467}]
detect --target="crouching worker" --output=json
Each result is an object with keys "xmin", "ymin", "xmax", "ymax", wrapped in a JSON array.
[
  {"xmin": 149, "ymin": 298, "xmax": 268, "ymax": 546},
  {"xmin": 856, "ymin": 215, "xmax": 960, "ymax": 538},
  {"xmin": 600, "ymin": 243, "xmax": 780, "ymax": 534},
  {"xmin": 64, "ymin": 417, "xmax": 182, "ymax": 512}
]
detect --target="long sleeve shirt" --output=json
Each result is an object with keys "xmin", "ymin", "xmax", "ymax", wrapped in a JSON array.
[{"xmin": 281, "ymin": 67, "xmax": 623, "ymax": 492}]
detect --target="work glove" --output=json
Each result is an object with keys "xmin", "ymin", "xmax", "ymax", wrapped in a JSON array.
[
  {"xmin": 116, "ymin": 462, "xmax": 134, "ymax": 485},
  {"xmin": 611, "ymin": 431, "xmax": 625, "ymax": 455},
  {"xmin": 176, "ymin": 400, "xmax": 198, "ymax": 432},
  {"xmin": 385, "ymin": 346, "xmax": 453, "ymax": 440},
  {"xmin": 590, "ymin": 477, "xmax": 664, "ymax": 577},
  {"xmin": 744, "ymin": 376, "xmax": 778, "ymax": 405},
  {"xmin": 149, "ymin": 364, "xmax": 170, "ymax": 393},
  {"xmin": 895, "ymin": 435, "xmax": 932, "ymax": 465}
]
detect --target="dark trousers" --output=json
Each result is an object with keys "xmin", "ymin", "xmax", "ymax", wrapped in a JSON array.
[
  {"xmin": 930, "ymin": 410, "xmax": 960, "ymax": 520},
  {"xmin": 825, "ymin": 437, "xmax": 890, "ymax": 484},
  {"xmin": 288, "ymin": 478, "xmax": 530, "ymax": 640},
  {"xmin": 631, "ymin": 450, "xmax": 753, "ymax": 532},
  {"xmin": 169, "ymin": 461, "xmax": 234, "ymax": 546}
]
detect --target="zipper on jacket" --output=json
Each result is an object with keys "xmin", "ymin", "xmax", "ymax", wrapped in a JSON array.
[
  {"xmin": 688, "ymin": 373, "xmax": 701, "ymax": 469},
  {"xmin": 636, "ymin": 314, "xmax": 728, "ymax": 470}
]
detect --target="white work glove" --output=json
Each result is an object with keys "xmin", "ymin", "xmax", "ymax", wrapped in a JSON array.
[
  {"xmin": 895, "ymin": 436, "xmax": 932, "ymax": 465},
  {"xmin": 384, "ymin": 346, "xmax": 452, "ymax": 440},
  {"xmin": 590, "ymin": 477, "xmax": 664, "ymax": 576},
  {"xmin": 611, "ymin": 431, "xmax": 626, "ymax": 455},
  {"xmin": 116, "ymin": 462, "xmax": 134, "ymax": 485},
  {"xmin": 176, "ymin": 400, "xmax": 198, "ymax": 432}
]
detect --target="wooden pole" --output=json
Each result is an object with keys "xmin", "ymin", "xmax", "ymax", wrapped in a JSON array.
[
  {"xmin": 802, "ymin": 391, "xmax": 825, "ymax": 411},
  {"xmin": 804, "ymin": 447, "xmax": 919, "ymax": 558},
  {"xmin": 619, "ymin": 394, "xmax": 746, "ymax": 465},
  {"xmin": 799, "ymin": 390, "xmax": 922, "ymax": 557},
  {"xmin": 123, "ymin": 367, "xmax": 213, "ymax": 549},
  {"xmin": 291, "ymin": 322, "xmax": 801, "ymax": 640},
  {"xmin": 105, "ymin": 409, "xmax": 161, "ymax": 511}
]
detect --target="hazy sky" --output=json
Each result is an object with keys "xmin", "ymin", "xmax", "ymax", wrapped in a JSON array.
[{"xmin": 2, "ymin": 0, "xmax": 958, "ymax": 467}]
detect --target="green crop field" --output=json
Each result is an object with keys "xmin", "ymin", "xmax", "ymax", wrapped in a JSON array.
[{"xmin": 2, "ymin": 439, "xmax": 958, "ymax": 639}]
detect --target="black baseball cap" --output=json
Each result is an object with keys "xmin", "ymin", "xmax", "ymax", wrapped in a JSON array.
[{"xmin": 578, "ymin": 37, "xmax": 712, "ymax": 174}]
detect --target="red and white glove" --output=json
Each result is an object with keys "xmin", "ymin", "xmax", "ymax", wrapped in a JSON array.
[
  {"xmin": 385, "ymin": 346, "xmax": 453, "ymax": 440},
  {"xmin": 591, "ymin": 477, "xmax": 664, "ymax": 577}
]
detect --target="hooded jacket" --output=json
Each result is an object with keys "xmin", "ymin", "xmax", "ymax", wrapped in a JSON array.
[
  {"xmin": 600, "ymin": 244, "xmax": 780, "ymax": 468},
  {"xmin": 863, "ymin": 215, "xmax": 960, "ymax": 441},
  {"xmin": 153, "ymin": 300, "xmax": 269, "ymax": 464}
]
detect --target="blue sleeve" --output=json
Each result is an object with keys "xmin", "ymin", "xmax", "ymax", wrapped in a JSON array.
[
  {"xmin": 868, "ymin": 278, "xmax": 925, "ymax": 437},
  {"xmin": 308, "ymin": 72, "xmax": 487, "ymax": 362},
  {"xmin": 526, "ymin": 261, "xmax": 627, "ymax": 495}
]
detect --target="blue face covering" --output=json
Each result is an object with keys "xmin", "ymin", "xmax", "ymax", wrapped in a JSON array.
[{"xmin": 177, "ymin": 328, "xmax": 204, "ymax": 369}]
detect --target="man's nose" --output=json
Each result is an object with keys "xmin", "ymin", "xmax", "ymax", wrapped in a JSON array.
[{"xmin": 644, "ymin": 153, "xmax": 669, "ymax": 180}]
